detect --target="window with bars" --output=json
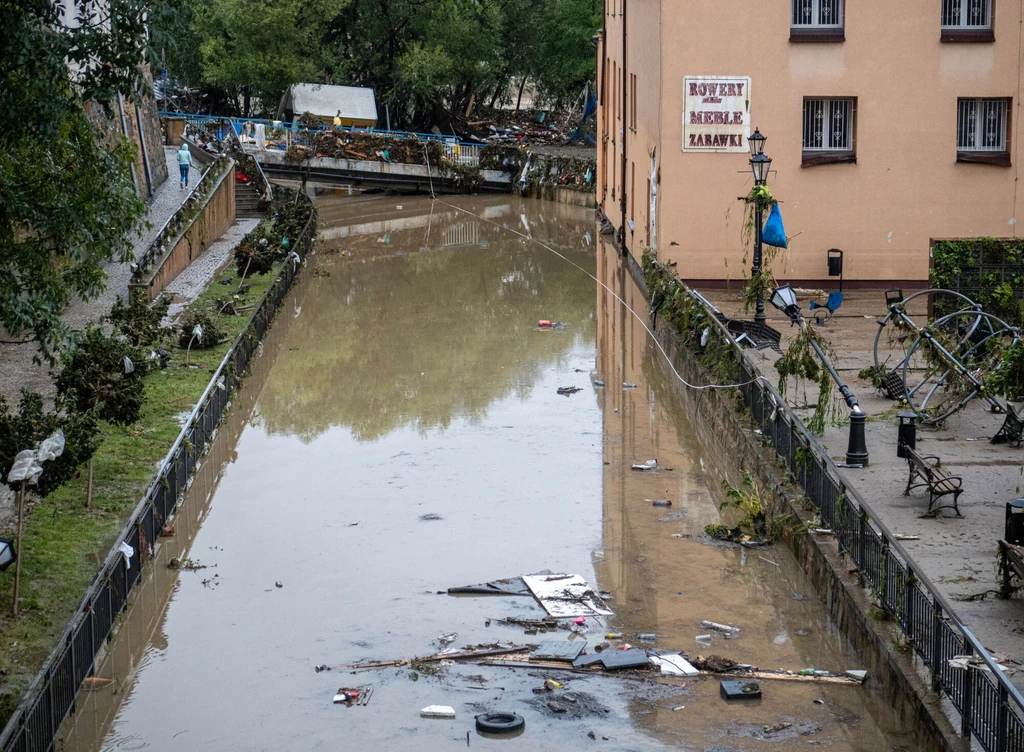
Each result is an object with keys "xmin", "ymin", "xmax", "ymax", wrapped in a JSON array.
[
  {"xmin": 942, "ymin": 0, "xmax": 991, "ymax": 29},
  {"xmin": 802, "ymin": 98, "xmax": 855, "ymax": 163},
  {"xmin": 957, "ymin": 98, "xmax": 1009, "ymax": 160},
  {"xmin": 792, "ymin": 0, "xmax": 843, "ymax": 28}
]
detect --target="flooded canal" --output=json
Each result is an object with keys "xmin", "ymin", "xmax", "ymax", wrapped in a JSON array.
[{"xmin": 62, "ymin": 196, "xmax": 911, "ymax": 751}]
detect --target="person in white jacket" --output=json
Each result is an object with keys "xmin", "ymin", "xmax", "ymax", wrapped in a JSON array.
[{"xmin": 177, "ymin": 143, "xmax": 194, "ymax": 189}]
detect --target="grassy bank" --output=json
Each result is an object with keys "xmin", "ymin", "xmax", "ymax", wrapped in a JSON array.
[{"xmin": 0, "ymin": 262, "xmax": 282, "ymax": 724}]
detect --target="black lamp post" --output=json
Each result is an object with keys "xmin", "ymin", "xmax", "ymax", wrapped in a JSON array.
[
  {"xmin": 748, "ymin": 128, "xmax": 772, "ymax": 326},
  {"xmin": 770, "ymin": 284, "xmax": 870, "ymax": 466}
]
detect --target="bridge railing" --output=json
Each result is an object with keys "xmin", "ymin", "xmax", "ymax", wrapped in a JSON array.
[{"xmin": 162, "ymin": 111, "xmax": 484, "ymax": 167}]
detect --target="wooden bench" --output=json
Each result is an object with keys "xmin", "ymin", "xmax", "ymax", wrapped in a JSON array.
[
  {"xmin": 903, "ymin": 447, "xmax": 963, "ymax": 517},
  {"xmin": 998, "ymin": 540, "xmax": 1024, "ymax": 598}
]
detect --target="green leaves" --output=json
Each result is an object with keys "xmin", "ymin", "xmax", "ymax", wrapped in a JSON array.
[{"xmin": 1, "ymin": 0, "xmax": 157, "ymax": 362}]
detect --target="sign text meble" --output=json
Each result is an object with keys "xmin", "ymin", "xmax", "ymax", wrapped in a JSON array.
[{"xmin": 682, "ymin": 76, "xmax": 751, "ymax": 153}]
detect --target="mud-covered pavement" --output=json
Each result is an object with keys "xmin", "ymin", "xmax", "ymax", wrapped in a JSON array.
[{"xmin": 61, "ymin": 196, "xmax": 912, "ymax": 751}]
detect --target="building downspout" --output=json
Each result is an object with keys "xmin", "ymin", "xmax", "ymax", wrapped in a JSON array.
[
  {"xmin": 619, "ymin": 0, "xmax": 628, "ymax": 257},
  {"xmin": 134, "ymin": 101, "xmax": 155, "ymax": 200},
  {"xmin": 117, "ymin": 93, "xmax": 140, "ymax": 195}
]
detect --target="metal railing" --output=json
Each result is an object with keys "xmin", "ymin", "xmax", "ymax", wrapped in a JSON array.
[
  {"xmin": 665, "ymin": 266, "xmax": 1024, "ymax": 751},
  {"xmin": 0, "ymin": 196, "xmax": 318, "ymax": 752},
  {"xmin": 131, "ymin": 155, "xmax": 234, "ymax": 284},
  {"xmin": 163, "ymin": 110, "xmax": 484, "ymax": 167}
]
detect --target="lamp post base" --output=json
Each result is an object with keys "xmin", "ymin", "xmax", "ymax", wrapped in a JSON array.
[{"xmin": 846, "ymin": 411, "xmax": 870, "ymax": 466}]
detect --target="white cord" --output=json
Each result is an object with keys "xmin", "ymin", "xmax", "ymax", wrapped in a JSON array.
[{"xmin": 437, "ymin": 199, "xmax": 765, "ymax": 391}]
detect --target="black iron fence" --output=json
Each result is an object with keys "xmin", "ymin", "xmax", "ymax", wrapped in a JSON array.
[
  {"xmin": 0, "ymin": 199, "xmax": 318, "ymax": 752},
  {"xmin": 692, "ymin": 290, "xmax": 1024, "ymax": 751}
]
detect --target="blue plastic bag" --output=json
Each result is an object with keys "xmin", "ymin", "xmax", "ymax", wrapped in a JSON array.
[{"xmin": 762, "ymin": 204, "xmax": 788, "ymax": 249}]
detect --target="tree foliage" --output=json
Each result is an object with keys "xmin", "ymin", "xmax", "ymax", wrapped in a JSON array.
[
  {"xmin": 0, "ymin": 0, "xmax": 178, "ymax": 361},
  {"xmin": 55, "ymin": 327, "xmax": 146, "ymax": 426},
  {"xmin": 158, "ymin": 0, "xmax": 601, "ymax": 126},
  {"xmin": 0, "ymin": 393, "xmax": 99, "ymax": 497}
]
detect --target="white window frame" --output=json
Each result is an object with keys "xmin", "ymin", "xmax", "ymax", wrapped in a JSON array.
[
  {"xmin": 792, "ymin": 0, "xmax": 843, "ymax": 29},
  {"xmin": 941, "ymin": 0, "xmax": 992, "ymax": 30},
  {"xmin": 802, "ymin": 98, "xmax": 855, "ymax": 154},
  {"xmin": 957, "ymin": 98, "xmax": 1008, "ymax": 153}
]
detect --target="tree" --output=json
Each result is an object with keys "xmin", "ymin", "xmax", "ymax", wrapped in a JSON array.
[
  {"xmin": 55, "ymin": 327, "xmax": 146, "ymax": 509},
  {"xmin": 0, "ymin": 0, "xmax": 180, "ymax": 362}
]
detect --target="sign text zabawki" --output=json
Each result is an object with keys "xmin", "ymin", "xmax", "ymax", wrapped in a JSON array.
[{"xmin": 683, "ymin": 76, "xmax": 751, "ymax": 153}]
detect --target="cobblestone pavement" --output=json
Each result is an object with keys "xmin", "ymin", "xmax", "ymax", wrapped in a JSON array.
[
  {"xmin": 163, "ymin": 219, "xmax": 259, "ymax": 320},
  {"xmin": 706, "ymin": 287, "xmax": 1024, "ymax": 690}
]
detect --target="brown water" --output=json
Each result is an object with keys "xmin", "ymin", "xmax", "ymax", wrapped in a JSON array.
[{"xmin": 60, "ymin": 195, "xmax": 912, "ymax": 751}]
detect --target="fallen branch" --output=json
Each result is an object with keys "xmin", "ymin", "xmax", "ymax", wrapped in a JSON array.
[{"xmin": 318, "ymin": 645, "xmax": 531, "ymax": 671}]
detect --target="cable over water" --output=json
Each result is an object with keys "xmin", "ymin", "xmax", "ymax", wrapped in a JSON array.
[{"xmin": 435, "ymin": 199, "xmax": 765, "ymax": 392}]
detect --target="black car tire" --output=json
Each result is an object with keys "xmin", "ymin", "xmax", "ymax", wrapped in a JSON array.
[{"xmin": 475, "ymin": 712, "xmax": 526, "ymax": 734}]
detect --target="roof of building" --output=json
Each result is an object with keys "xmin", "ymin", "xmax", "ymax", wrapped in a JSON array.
[{"xmin": 279, "ymin": 84, "xmax": 378, "ymax": 122}]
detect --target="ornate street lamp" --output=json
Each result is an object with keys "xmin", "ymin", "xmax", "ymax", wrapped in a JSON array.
[
  {"xmin": 770, "ymin": 286, "xmax": 870, "ymax": 466},
  {"xmin": 748, "ymin": 127, "xmax": 767, "ymax": 157},
  {"xmin": 748, "ymin": 128, "xmax": 772, "ymax": 325}
]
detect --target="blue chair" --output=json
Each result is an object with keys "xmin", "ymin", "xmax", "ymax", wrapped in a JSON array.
[{"xmin": 809, "ymin": 291, "xmax": 843, "ymax": 325}]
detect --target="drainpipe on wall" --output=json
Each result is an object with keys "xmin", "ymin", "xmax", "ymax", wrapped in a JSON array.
[
  {"xmin": 116, "ymin": 93, "xmax": 140, "ymax": 195},
  {"xmin": 134, "ymin": 102, "xmax": 155, "ymax": 200},
  {"xmin": 619, "ymin": 0, "xmax": 628, "ymax": 257}
]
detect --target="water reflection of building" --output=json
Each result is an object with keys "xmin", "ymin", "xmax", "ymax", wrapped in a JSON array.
[{"xmin": 592, "ymin": 239, "xmax": 905, "ymax": 749}]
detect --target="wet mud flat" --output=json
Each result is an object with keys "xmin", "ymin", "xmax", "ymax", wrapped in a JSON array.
[{"xmin": 62, "ymin": 197, "xmax": 910, "ymax": 752}]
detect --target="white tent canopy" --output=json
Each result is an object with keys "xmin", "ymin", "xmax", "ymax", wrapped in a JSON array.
[{"xmin": 278, "ymin": 84, "xmax": 378, "ymax": 127}]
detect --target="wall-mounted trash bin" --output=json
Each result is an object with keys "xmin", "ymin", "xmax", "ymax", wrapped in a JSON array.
[
  {"xmin": 1006, "ymin": 499, "xmax": 1024, "ymax": 545},
  {"xmin": 897, "ymin": 411, "xmax": 918, "ymax": 458}
]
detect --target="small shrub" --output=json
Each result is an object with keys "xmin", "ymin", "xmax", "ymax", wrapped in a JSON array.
[{"xmin": 178, "ymin": 306, "xmax": 224, "ymax": 350}]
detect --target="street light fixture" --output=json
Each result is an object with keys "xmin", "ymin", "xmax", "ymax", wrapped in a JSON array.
[
  {"xmin": 769, "ymin": 283, "xmax": 800, "ymax": 319},
  {"xmin": 770, "ymin": 285, "xmax": 870, "ymax": 466},
  {"xmin": 747, "ymin": 127, "xmax": 772, "ymax": 325},
  {"xmin": 748, "ymin": 127, "xmax": 767, "ymax": 157}
]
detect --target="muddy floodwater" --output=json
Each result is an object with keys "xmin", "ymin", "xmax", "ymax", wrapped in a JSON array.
[{"xmin": 61, "ymin": 196, "xmax": 912, "ymax": 751}]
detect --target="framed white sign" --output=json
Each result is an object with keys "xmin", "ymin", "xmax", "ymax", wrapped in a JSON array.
[{"xmin": 682, "ymin": 76, "xmax": 751, "ymax": 153}]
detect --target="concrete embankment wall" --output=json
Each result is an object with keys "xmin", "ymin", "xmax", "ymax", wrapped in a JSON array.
[
  {"xmin": 623, "ymin": 254, "xmax": 962, "ymax": 752},
  {"xmin": 138, "ymin": 158, "xmax": 236, "ymax": 302}
]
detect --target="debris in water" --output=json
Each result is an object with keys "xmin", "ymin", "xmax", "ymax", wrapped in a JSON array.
[
  {"xmin": 622, "ymin": 382, "xmax": 637, "ymax": 389},
  {"xmin": 522, "ymin": 573, "xmax": 615, "ymax": 618},
  {"xmin": 695, "ymin": 655, "xmax": 740, "ymax": 673},
  {"xmin": 557, "ymin": 386, "xmax": 582, "ymax": 396},
  {"xmin": 275, "ymin": 581, "xmax": 283, "ymax": 588},
  {"xmin": 419, "ymin": 513, "xmax": 443, "ymax": 521},
  {"xmin": 650, "ymin": 499, "xmax": 672, "ymax": 507},
  {"xmin": 437, "ymin": 632, "xmax": 458, "ymax": 647},
  {"xmin": 649, "ymin": 654, "xmax": 699, "ymax": 676},
  {"xmin": 700, "ymin": 620, "xmax": 740, "ymax": 637},
  {"xmin": 763, "ymin": 721, "xmax": 792, "ymax": 734},
  {"xmin": 631, "ymin": 459, "xmax": 658, "ymax": 471},
  {"xmin": 420, "ymin": 705, "xmax": 456, "ymax": 718},
  {"xmin": 720, "ymin": 680, "xmax": 761, "ymax": 700},
  {"xmin": 592, "ymin": 379, "xmax": 605, "ymax": 387}
]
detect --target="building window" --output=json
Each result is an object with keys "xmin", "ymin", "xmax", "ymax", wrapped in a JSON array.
[
  {"xmin": 791, "ymin": 0, "xmax": 844, "ymax": 41},
  {"xmin": 802, "ymin": 98, "xmax": 856, "ymax": 165},
  {"xmin": 957, "ymin": 98, "xmax": 1011, "ymax": 165},
  {"xmin": 941, "ymin": 0, "xmax": 994, "ymax": 41}
]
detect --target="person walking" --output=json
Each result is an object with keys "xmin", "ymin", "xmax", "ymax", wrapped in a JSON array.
[{"xmin": 177, "ymin": 143, "xmax": 194, "ymax": 189}]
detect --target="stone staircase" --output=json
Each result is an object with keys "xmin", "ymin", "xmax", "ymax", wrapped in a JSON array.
[{"xmin": 235, "ymin": 180, "xmax": 264, "ymax": 219}]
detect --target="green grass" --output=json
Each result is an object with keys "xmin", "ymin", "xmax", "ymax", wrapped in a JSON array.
[{"xmin": 0, "ymin": 263, "xmax": 281, "ymax": 726}]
